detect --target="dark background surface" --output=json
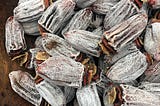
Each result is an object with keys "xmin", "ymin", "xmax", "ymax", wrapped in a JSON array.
[{"xmin": 0, "ymin": 0, "xmax": 34, "ymax": 105}]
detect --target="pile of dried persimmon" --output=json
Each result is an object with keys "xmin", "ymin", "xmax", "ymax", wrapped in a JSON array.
[{"xmin": 5, "ymin": 0, "xmax": 160, "ymax": 106}]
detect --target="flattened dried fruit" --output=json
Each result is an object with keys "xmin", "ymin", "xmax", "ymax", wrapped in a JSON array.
[
  {"xmin": 38, "ymin": 0, "xmax": 75, "ymax": 34},
  {"xmin": 42, "ymin": 33, "xmax": 80, "ymax": 59},
  {"xmin": 104, "ymin": 0, "xmax": 139, "ymax": 30},
  {"xmin": 9, "ymin": 70, "xmax": 42, "ymax": 106},
  {"xmin": 121, "ymin": 84, "xmax": 160, "ymax": 106},
  {"xmin": 36, "ymin": 81, "xmax": 66, "ymax": 106},
  {"xmin": 104, "ymin": 84, "xmax": 160, "ymax": 106},
  {"xmin": 106, "ymin": 50, "xmax": 148, "ymax": 83},
  {"xmin": 5, "ymin": 16, "xmax": 26, "ymax": 57},
  {"xmin": 14, "ymin": 0, "xmax": 47, "ymax": 22},
  {"xmin": 62, "ymin": 8, "xmax": 93, "ymax": 36},
  {"xmin": 64, "ymin": 30, "xmax": 101, "ymax": 57},
  {"xmin": 37, "ymin": 54, "xmax": 84, "ymax": 88},
  {"xmin": 103, "ymin": 11, "xmax": 148, "ymax": 51},
  {"xmin": 76, "ymin": 85, "xmax": 101, "ymax": 106}
]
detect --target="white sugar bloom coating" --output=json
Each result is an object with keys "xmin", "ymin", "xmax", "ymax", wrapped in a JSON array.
[
  {"xmin": 92, "ymin": 0, "xmax": 120, "ymax": 15},
  {"xmin": 36, "ymin": 81, "xmax": 66, "ymax": 106},
  {"xmin": 62, "ymin": 8, "xmax": 93, "ymax": 36},
  {"xmin": 107, "ymin": 50, "xmax": 148, "ymax": 83},
  {"xmin": 104, "ymin": 11, "xmax": 148, "ymax": 51},
  {"xmin": 120, "ymin": 84, "xmax": 160, "ymax": 106},
  {"xmin": 76, "ymin": 85, "xmax": 101, "ymax": 106},
  {"xmin": 38, "ymin": 0, "xmax": 75, "ymax": 34},
  {"xmin": 144, "ymin": 23, "xmax": 160, "ymax": 61},
  {"xmin": 64, "ymin": 30, "xmax": 101, "ymax": 57},
  {"xmin": 139, "ymin": 82, "xmax": 160, "ymax": 97},
  {"xmin": 9, "ymin": 70, "xmax": 42, "ymax": 106},
  {"xmin": 143, "ymin": 61, "xmax": 160, "ymax": 83},
  {"xmin": 14, "ymin": 0, "xmax": 45, "ymax": 22},
  {"xmin": 5, "ymin": 16, "xmax": 26, "ymax": 54},
  {"xmin": 21, "ymin": 20, "xmax": 40, "ymax": 36},
  {"xmin": 104, "ymin": 0, "xmax": 139, "ymax": 30},
  {"xmin": 42, "ymin": 33, "xmax": 80, "ymax": 59},
  {"xmin": 37, "ymin": 55, "xmax": 84, "ymax": 88}
]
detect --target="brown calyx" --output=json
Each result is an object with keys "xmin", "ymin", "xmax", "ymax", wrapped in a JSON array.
[
  {"xmin": 83, "ymin": 63, "xmax": 95, "ymax": 85},
  {"xmin": 35, "ymin": 51, "xmax": 50, "ymax": 61},
  {"xmin": 24, "ymin": 51, "xmax": 33, "ymax": 69},
  {"xmin": 35, "ymin": 75, "xmax": 44, "ymax": 84},
  {"xmin": 134, "ymin": 37, "xmax": 143, "ymax": 49},
  {"xmin": 82, "ymin": 61, "xmax": 101, "ymax": 86},
  {"xmin": 83, "ymin": 63, "xmax": 96, "ymax": 86},
  {"xmin": 99, "ymin": 37, "xmax": 116, "ymax": 56},
  {"xmin": 107, "ymin": 86, "xmax": 123, "ymax": 106},
  {"xmin": 9, "ymin": 48, "xmax": 25, "ymax": 59},
  {"xmin": 144, "ymin": 52, "xmax": 153, "ymax": 65},
  {"xmin": 87, "ymin": 70, "xmax": 93, "ymax": 84},
  {"xmin": 11, "ymin": 52, "xmax": 29, "ymax": 66},
  {"xmin": 92, "ymin": 68, "xmax": 101, "ymax": 81},
  {"xmin": 75, "ymin": 53, "xmax": 88, "ymax": 63},
  {"xmin": 84, "ymin": 63, "xmax": 97, "ymax": 75},
  {"xmin": 151, "ymin": 11, "xmax": 160, "ymax": 23}
]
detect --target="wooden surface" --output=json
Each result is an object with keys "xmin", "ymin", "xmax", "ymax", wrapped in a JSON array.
[{"xmin": 0, "ymin": 1, "xmax": 33, "ymax": 106}]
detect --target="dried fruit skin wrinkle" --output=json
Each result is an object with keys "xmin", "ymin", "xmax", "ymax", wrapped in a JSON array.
[
  {"xmin": 76, "ymin": 85, "xmax": 101, "ymax": 106},
  {"xmin": 104, "ymin": 9, "xmax": 148, "ymax": 51},
  {"xmin": 106, "ymin": 50, "xmax": 148, "ymax": 83},
  {"xmin": 38, "ymin": 0, "xmax": 75, "ymax": 34},
  {"xmin": 42, "ymin": 33, "xmax": 80, "ymax": 58},
  {"xmin": 144, "ymin": 22, "xmax": 160, "ymax": 61},
  {"xmin": 62, "ymin": 8, "xmax": 93, "ymax": 36},
  {"xmin": 37, "ymin": 55, "xmax": 84, "ymax": 88},
  {"xmin": 5, "ymin": 16, "xmax": 26, "ymax": 56},
  {"xmin": 64, "ymin": 30, "xmax": 101, "ymax": 57},
  {"xmin": 36, "ymin": 81, "xmax": 66, "ymax": 106},
  {"xmin": 6, "ymin": 0, "xmax": 160, "ymax": 105},
  {"xmin": 9, "ymin": 70, "xmax": 42, "ymax": 106},
  {"xmin": 14, "ymin": 0, "xmax": 46, "ymax": 22}
]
